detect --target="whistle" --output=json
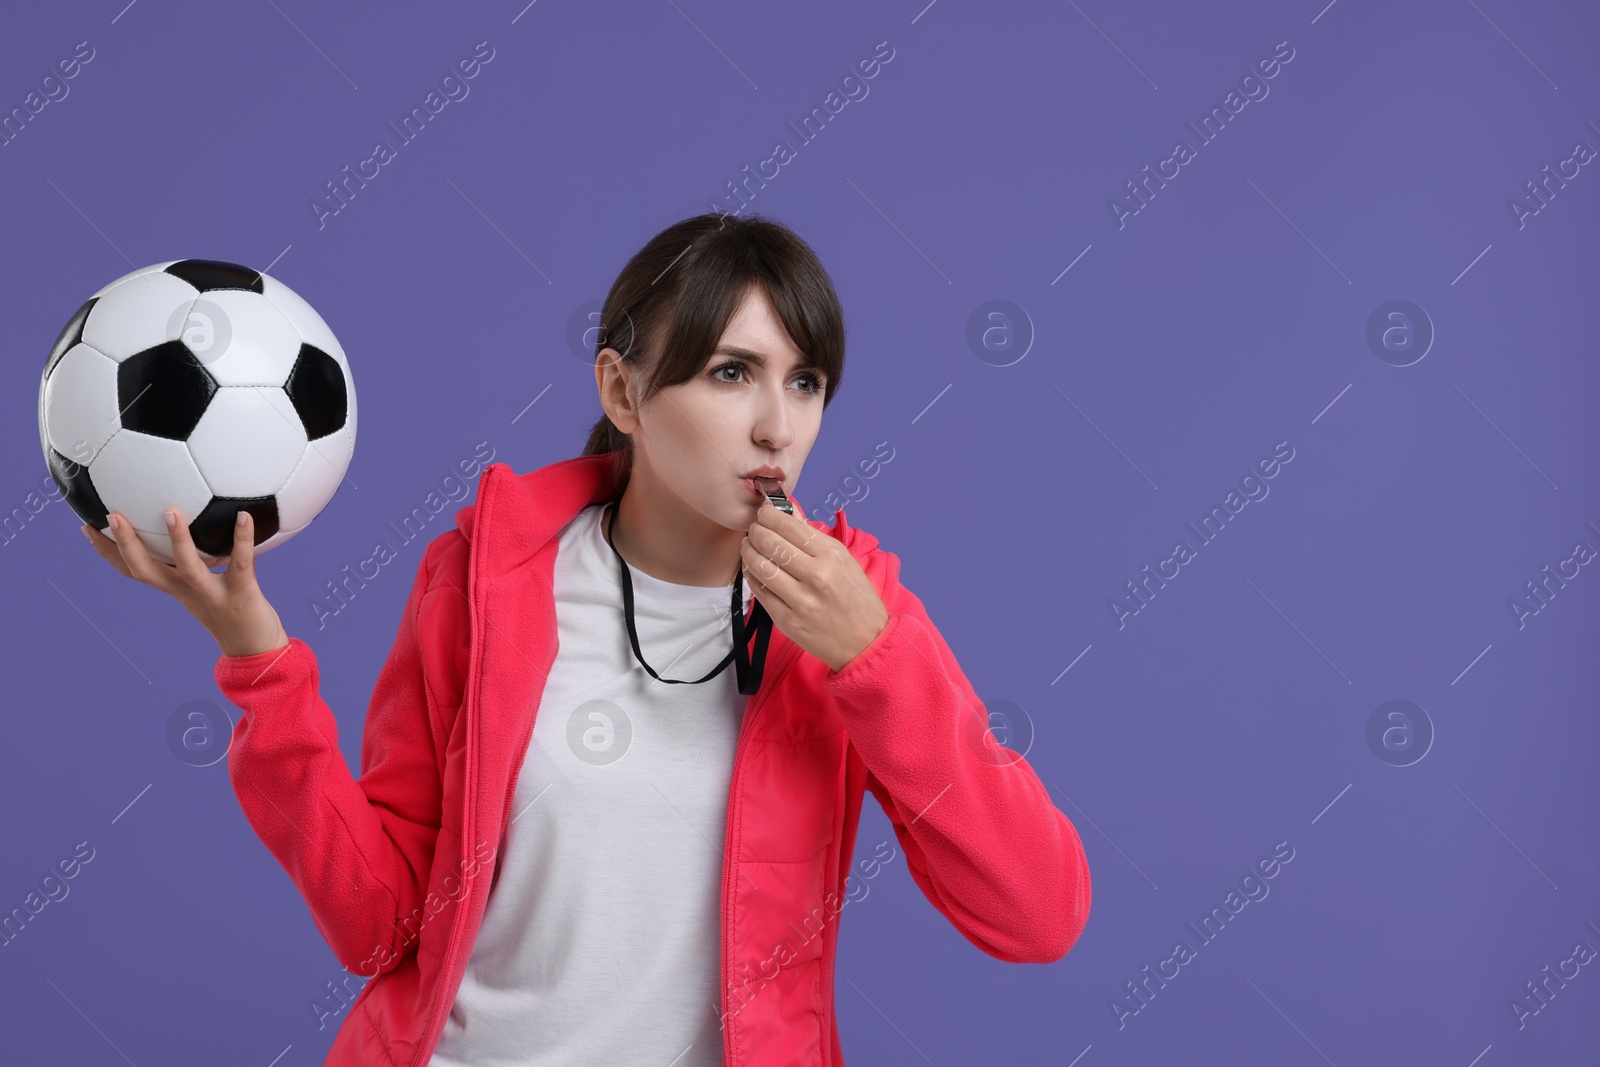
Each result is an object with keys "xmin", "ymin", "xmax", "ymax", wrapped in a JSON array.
[{"xmin": 757, "ymin": 479, "xmax": 794, "ymax": 515}]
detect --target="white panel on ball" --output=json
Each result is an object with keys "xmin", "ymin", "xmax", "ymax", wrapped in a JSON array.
[
  {"xmin": 187, "ymin": 387, "xmax": 308, "ymax": 497},
  {"xmin": 42, "ymin": 344, "xmax": 121, "ymax": 465},
  {"xmin": 107, "ymin": 525, "xmax": 183, "ymax": 567},
  {"xmin": 275, "ymin": 420, "xmax": 355, "ymax": 531},
  {"xmin": 259, "ymin": 275, "xmax": 346, "ymax": 362},
  {"xmin": 89, "ymin": 262, "xmax": 178, "ymax": 300},
  {"xmin": 91, "ymin": 430, "xmax": 213, "ymax": 537},
  {"xmin": 188, "ymin": 289, "xmax": 304, "ymax": 388},
  {"xmin": 80, "ymin": 273, "xmax": 200, "ymax": 362},
  {"xmin": 254, "ymin": 524, "xmax": 308, "ymax": 555}
]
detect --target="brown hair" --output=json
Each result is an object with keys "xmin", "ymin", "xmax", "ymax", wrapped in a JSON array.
[{"xmin": 582, "ymin": 212, "xmax": 846, "ymax": 498}]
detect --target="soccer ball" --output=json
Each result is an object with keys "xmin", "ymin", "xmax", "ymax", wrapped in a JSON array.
[{"xmin": 38, "ymin": 259, "xmax": 356, "ymax": 565}]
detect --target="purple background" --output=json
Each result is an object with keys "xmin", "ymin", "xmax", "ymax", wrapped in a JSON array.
[{"xmin": 3, "ymin": 0, "xmax": 1598, "ymax": 1063}]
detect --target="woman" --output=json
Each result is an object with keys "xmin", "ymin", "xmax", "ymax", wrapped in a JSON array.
[{"xmin": 84, "ymin": 213, "xmax": 1091, "ymax": 1066}]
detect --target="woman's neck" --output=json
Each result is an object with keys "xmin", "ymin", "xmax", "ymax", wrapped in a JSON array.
[{"xmin": 606, "ymin": 481, "xmax": 743, "ymax": 588}]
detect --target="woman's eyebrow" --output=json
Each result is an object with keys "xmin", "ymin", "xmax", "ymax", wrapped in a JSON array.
[{"xmin": 712, "ymin": 345, "xmax": 824, "ymax": 374}]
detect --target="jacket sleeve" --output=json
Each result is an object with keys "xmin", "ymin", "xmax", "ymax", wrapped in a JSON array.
[
  {"xmin": 212, "ymin": 539, "xmax": 451, "ymax": 978},
  {"xmin": 825, "ymin": 559, "xmax": 1092, "ymax": 964}
]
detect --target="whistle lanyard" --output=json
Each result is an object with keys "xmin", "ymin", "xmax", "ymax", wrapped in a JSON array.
[{"xmin": 603, "ymin": 502, "xmax": 774, "ymax": 695}]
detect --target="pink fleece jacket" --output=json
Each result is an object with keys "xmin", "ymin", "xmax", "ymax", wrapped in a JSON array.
[{"xmin": 213, "ymin": 451, "xmax": 1091, "ymax": 1065}]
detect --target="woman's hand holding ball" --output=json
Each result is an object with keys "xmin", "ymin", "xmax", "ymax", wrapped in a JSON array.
[{"xmin": 83, "ymin": 508, "xmax": 291, "ymax": 659}]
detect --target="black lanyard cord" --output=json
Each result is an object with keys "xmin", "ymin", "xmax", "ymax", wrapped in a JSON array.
[{"xmin": 603, "ymin": 502, "xmax": 773, "ymax": 695}]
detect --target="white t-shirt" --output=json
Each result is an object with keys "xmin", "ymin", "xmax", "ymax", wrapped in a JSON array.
[{"xmin": 428, "ymin": 502, "xmax": 753, "ymax": 1067}]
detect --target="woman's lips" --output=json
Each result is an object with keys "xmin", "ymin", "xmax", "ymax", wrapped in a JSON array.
[{"xmin": 742, "ymin": 477, "xmax": 781, "ymax": 499}]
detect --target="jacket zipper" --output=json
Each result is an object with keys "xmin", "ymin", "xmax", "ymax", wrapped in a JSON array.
[
  {"xmin": 719, "ymin": 632, "xmax": 801, "ymax": 1067},
  {"xmin": 719, "ymin": 694, "xmax": 757, "ymax": 1067},
  {"xmin": 412, "ymin": 467, "xmax": 499, "ymax": 1066}
]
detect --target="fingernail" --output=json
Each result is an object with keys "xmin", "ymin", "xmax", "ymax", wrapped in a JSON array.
[
  {"xmin": 164, "ymin": 508, "xmax": 176, "ymax": 528},
  {"xmin": 108, "ymin": 513, "xmax": 118, "ymax": 531},
  {"xmin": 236, "ymin": 510, "xmax": 247, "ymax": 527},
  {"xmin": 81, "ymin": 525, "xmax": 91, "ymax": 540}
]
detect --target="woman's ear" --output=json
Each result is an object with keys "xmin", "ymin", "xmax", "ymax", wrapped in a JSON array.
[{"xmin": 595, "ymin": 348, "xmax": 639, "ymax": 433}]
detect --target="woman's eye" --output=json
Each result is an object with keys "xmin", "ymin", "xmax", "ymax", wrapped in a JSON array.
[{"xmin": 712, "ymin": 362, "xmax": 823, "ymax": 395}]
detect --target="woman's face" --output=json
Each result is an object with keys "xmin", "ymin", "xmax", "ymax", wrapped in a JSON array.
[{"xmin": 597, "ymin": 284, "xmax": 828, "ymax": 533}]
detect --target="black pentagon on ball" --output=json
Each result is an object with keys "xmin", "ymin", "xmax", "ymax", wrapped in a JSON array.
[
  {"xmin": 117, "ymin": 341, "xmax": 218, "ymax": 440},
  {"xmin": 284, "ymin": 343, "xmax": 347, "ymax": 440},
  {"xmin": 164, "ymin": 259, "xmax": 264, "ymax": 294},
  {"xmin": 46, "ymin": 446, "xmax": 110, "ymax": 531},
  {"xmin": 190, "ymin": 496, "xmax": 278, "ymax": 557},
  {"xmin": 45, "ymin": 297, "xmax": 96, "ymax": 379}
]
